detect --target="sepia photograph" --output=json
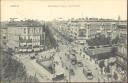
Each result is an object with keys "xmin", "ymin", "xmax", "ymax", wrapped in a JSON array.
[{"xmin": 0, "ymin": 0, "xmax": 127, "ymax": 82}]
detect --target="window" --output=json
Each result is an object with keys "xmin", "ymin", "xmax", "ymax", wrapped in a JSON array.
[
  {"xmin": 79, "ymin": 29, "xmax": 86, "ymax": 37},
  {"xmin": 39, "ymin": 28, "xmax": 41, "ymax": 33},
  {"xmin": 34, "ymin": 28, "xmax": 35, "ymax": 33},
  {"xmin": 24, "ymin": 28, "xmax": 26, "ymax": 34},
  {"xmin": 28, "ymin": 28, "xmax": 30, "ymax": 34},
  {"xmin": 3, "ymin": 36, "xmax": 6, "ymax": 39},
  {"xmin": 24, "ymin": 36, "xmax": 26, "ymax": 40},
  {"xmin": 28, "ymin": 36, "xmax": 30, "ymax": 40}
]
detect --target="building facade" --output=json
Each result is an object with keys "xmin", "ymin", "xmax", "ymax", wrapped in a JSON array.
[
  {"xmin": 54, "ymin": 19, "xmax": 126, "ymax": 45},
  {"xmin": 115, "ymin": 24, "xmax": 127, "ymax": 81},
  {"xmin": 7, "ymin": 20, "xmax": 45, "ymax": 52}
]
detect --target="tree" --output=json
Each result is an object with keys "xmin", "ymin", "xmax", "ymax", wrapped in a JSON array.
[
  {"xmin": 99, "ymin": 60, "xmax": 105, "ymax": 74},
  {"xmin": 45, "ymin": 24, "xmax": 58, "ymax": 49},
  {"xmin": 99, "ymin": 60, "xmax": 105, "ymax": 69},
  {"xmin": 1, "ymin": 46, "xmax": 39, "ymax": 82},
  {"xmin": 104, "ymin": 65, "xmax": 110, "ymax": 73},
  {"xmin": 112, "ymin": 36, "xmax": 119, "ymax": 44},
  {"xmin": 111, "ymin": 47, "xmax": 117, "ymax": 55},
  {"xmin": 87, "ymin": 34, "xmax": 111, "ymax": 46},
  {"xmin": 113, "ymin": 72, "xmax": 118, "ymax": 80}
]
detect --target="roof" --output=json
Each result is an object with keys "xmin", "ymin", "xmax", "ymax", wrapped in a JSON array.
[
  {"xmin": 91, "ymin": 52, "xmax": 116, "ymax": 60},
  {"xmin": 117, "ymin": 25, "xmax": 127, "ymax": 29},
  {"xmin": 0, "ymin": 22, "xmax": 8, "ymax": 29},
  {"xmin": 71, "ymin": 20, "xmax": 127, "ymax": 22},
  {"xmin": 7, "ymin": 20, "xmax": 43, "ymax": 27},
  {"xmin": 84, "ymin": 49, "xmax": 116, "ymax": 60}
]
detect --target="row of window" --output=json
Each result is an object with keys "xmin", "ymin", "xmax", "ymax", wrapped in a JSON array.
[
  {"xmin": 24, "ymin": 27, "xmax": 42, "ymax": 34},
  {"xmin": 20, "ymin": 36, "xmax": 40, "ymax": 40},
  {"xmin": 19, "ymin": 42, "xmax": 40, "ymax": 45}
]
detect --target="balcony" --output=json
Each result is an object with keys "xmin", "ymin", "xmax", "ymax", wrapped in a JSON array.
[
  {"xmin": 19, "ymin": 45, "xmax": 32, "ymax": 52},
  {"xmin": 33, "ymin": 45, "xmax": 39, "ymax": 48},
  {"xmin": 19, "ymin": 39, "xmax": 32, "ymax": 43},
  {"xmin": 33, "ymin": 45, "xmax": 40, "ymax": 51}
]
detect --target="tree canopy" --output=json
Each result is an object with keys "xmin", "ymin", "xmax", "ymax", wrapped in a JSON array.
[{"xmin": 0, "ymin": 46, "xmax": 38, "ymax": 82}]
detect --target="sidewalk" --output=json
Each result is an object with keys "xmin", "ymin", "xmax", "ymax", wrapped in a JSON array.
[
  {"xmin": 82, "ymin": 52, "xmax": 109, "ymax": 82},
  {"xmin": 15, "ymin": 54, "xmax": 54, "ymax": 82},
  {"xmin": 74, "ymin": 44, "xmax": 108, "ymax": 82}
]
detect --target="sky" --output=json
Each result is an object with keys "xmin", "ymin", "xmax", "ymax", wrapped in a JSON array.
[{"xmin": 1, "ymin": 0, "xmax": 127, "ymax": 21}]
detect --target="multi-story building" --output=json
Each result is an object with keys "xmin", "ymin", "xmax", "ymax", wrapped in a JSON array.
[
  {"xmin": 53, "ymin": 18, "xmax": 127, "ymax": 45},
  {"xmin": 7, "ymin": 20, "xmax": 45, "ymax": 52},
  {"xmin": 115, "ymin": 24, "xmax": 127, "ymax": 81},
  {"xmin": 65, "ymin": 21, "xmax": 118, "ymax": 44},
  {"xmin": 0, "ymin": 22, "xmax": 9, "ymax": 49},
  {"xmin": 1, "ymin": 28, "xmax": 8, "ymax": 45}
]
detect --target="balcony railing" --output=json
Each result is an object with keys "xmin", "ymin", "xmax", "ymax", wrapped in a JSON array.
[
  {"xmin": 33, "ymin": 45, "xmax": 39, "ymax": 48},
  {"xmin": 19, "ymin": 39, "xmax": 32, "ymax": 43}
]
